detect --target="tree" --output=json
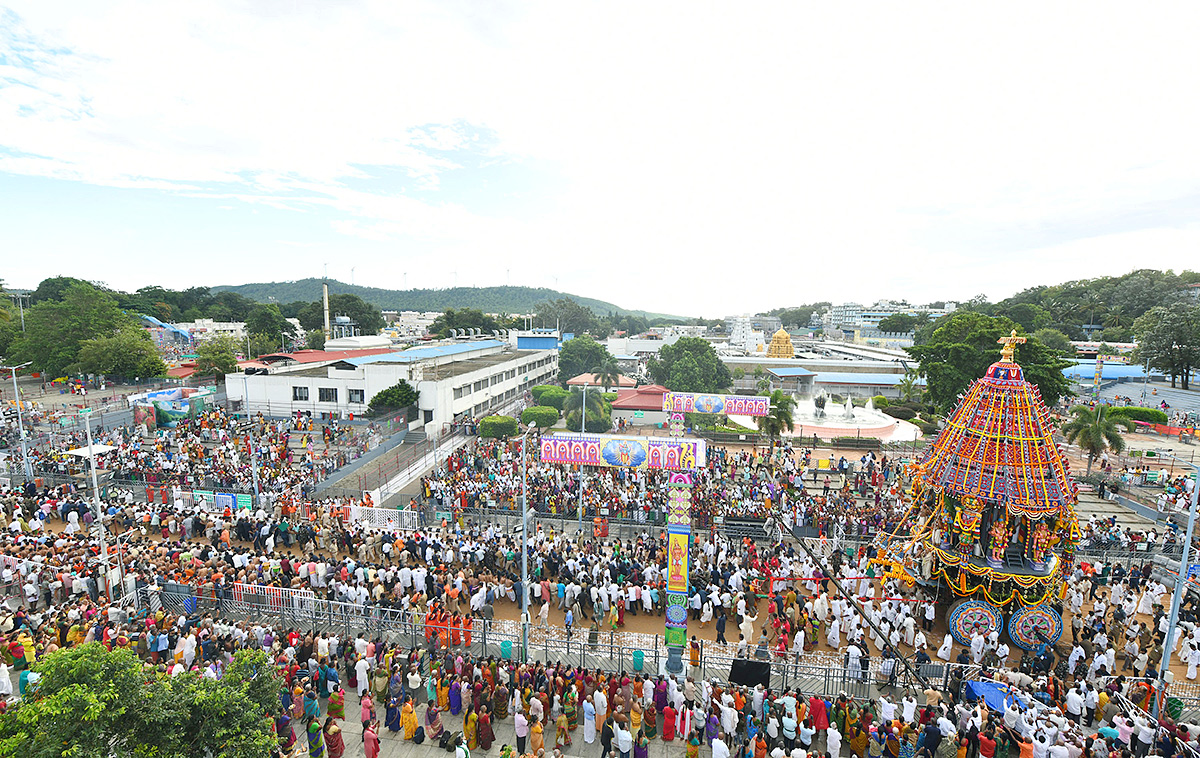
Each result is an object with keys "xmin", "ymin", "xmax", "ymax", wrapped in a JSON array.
[
  {"xmin": 76, "ymin": 326, "xmax": 167, "ymax": 379},
  {"xmin": 876, "ymin": 313, "xmax": 917, "ymax": 333},
  {"xmin": 26, "ymin": 275, "xmax": 94, "ymax": 304},
  {"xmin": 566, "ymin": 408, "xmax": 611, "ymax": 433},
  {"xmin": 1133, "ymin": 302, "xmax": 1200, "ymax": 389},
  {"xmin": 521, "ymin": 406, "xmax": 559, "ymax": 429},
  {"xmin": 1031, "ymin": 328, "xmax": 1073, "ymax": 354},
  {"xmin": 8, "ymin": 282, "xmax": 134, "ymax": 377},
  {"xmin": 590, "ymin": 356, "xmax": 623, "ymax": 391},
  {"xmin": 427, "ymin": 308, "xmax": 502, "ymax": 338},
  {"xmin": 536, "ymin": 386, "xmax": 570, "ymax": 410},
  {"xmin": 0, "ymin": 644, "xmax": 276, "ymax": 758},
  {"xmin": 1060, "ymin": 405, "xmax": 1134, "ymax": 474},
  {"xmin": 535, "ymin": 297, "xmax": 596, "ymax": 335},
  {"xmin": 905, "ymin": 312, "xmax": 1074, "ymax": 412},
  {"xmin": 297, "ymin": 293, "xmax": 384, "ymax": 335},
  {"xmin": 367, "ymin": 379, "xmax": 419, "ymax": 416},
  {"xmin": 245, "ymin": 303, "xmax": 296, "ymax": 341},
  {"xmin": 195, "ymin": 335, "xmax": 240, "ymax": 379},
  {"xmin": 647, "ymin": 337, "xmax": 732, "ymax": 393},
  {"xmin": 557, "ymin": 335, "xmax": 610, "ymax": 384},
  {"xmin": 896, "ymin": 369, "xmax": 924, "ymax": 403},
  {"xmin": 479, "ymin": 415, "xmax": 519, "ymax": 438},
  {"xmin": 756, "ymin": 389, "xmax": 796, "ymax": 448},
  {"xmin": 564, "ymin": 387, "xmax": 606, "ymax": 422}
]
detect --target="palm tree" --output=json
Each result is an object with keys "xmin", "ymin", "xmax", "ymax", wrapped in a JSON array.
[
  {"xmin": 590, "ymin": 357, "xmax": 622, "ymax": 392},
  {"xmin": 1103, "ymin": 306, "xmax": 1127, "ymax": 329},
  {"xmin": 897, "ymin": 369, "xmax": 924, "ymax": 403},
  {"xmin": 564, "ymin": 387, "xmax": 605, "ymax": 419},
  {"xmin": 1060, "ymin": 405, "xmax": 1134, "ymax": 474},
  {"xmin": 756, "ymin": 390, "xmax": 796, "ymax": 450}
]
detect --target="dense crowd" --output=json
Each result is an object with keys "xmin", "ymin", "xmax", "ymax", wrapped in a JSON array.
[{"xmin": 2, "ymin": 432, "xmax": 1200, "ymax": 758}]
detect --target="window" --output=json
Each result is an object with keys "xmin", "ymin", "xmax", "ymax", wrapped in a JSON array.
[
  {"xmin": 318, "ymin": 387, "xmax": 338, "ymax": 403},
  {"xmin": 292, "ymin": 386, "xmax": 309, "ymax": 401},
  {"xmin": 349, "ymin": 389, "xmax": 365, "ymax": 404}
]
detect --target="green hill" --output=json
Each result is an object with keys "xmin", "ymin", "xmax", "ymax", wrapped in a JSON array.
[{"xmin": 211, "ymin": 279, "xmax": 682, "ymax": 319}]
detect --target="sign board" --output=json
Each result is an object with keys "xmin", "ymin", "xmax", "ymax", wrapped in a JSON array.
[
  {"xmin": 1188, "ymin": 564, "xmax": 1200, "ymax": 580},
  {"xmin": 633, "ymin": 411, "xmax": 644, "ymax": 418}
]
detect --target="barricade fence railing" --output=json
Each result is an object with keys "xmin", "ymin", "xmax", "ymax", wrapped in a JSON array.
[{"xmin": 134, "ymin": 582, "xmax": 1009, "ymax": 698}]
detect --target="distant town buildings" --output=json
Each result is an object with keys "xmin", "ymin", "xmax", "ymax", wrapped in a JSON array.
[{"xmin": 824, "ymin": 300, "xmax": 957, "ymax": 330}]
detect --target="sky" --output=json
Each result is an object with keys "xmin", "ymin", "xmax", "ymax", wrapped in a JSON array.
[{"xmin": 3, "ymin": 2, "xmax": 1200, "ymax": 318}]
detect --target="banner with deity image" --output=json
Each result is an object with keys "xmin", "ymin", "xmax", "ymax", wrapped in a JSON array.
[
  {"xmin": 662, "ymin": 392, "xmax": 770, "ymax": 417},
  {"xmin": 539, "ymin": 433, "xmax": 706, "ymax": 470}
]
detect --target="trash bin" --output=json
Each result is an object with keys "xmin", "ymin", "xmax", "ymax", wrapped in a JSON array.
[
  {"xmin": 633, "ymin": 649, "xmax": 644, "ymax": 671},
  {"xmin": 501, "ymin": 640, "xmax": 512, "ymax": 660}
]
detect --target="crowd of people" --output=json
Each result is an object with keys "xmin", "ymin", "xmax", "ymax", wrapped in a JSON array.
[
  {"xmin": 8, "ymin": 407, "xmax": 385, "ymax": 502},
  {"xmin": 1, "ymin": 428, "xmax": 1200, "ymax": 758}
]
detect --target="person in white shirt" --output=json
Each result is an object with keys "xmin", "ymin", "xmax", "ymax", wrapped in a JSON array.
[{"xmin": 711, "ymin": 733, "xmax": 730, "ymax": 758}]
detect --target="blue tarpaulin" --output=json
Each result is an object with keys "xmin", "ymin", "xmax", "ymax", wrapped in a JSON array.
[{"xmin": 965, "ymin": 680, "xmax": 1027, "ymax": 711}]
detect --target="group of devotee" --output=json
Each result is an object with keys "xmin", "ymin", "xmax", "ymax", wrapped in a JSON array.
[
  {"xmin": 10, "ymin": 406, "xmax": 382, "ymax": 502},
  {"xmin": 3, "ymin": 424, "xmax": 1200, "ymax": 758}
]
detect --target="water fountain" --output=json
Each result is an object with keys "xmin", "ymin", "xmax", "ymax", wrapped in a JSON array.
[{"xmin": 728, "ymin": 392, "xmax": 920, "ymax": 442}]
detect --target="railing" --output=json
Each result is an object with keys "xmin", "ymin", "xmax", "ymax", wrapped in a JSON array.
[{"xmin": 133, "ymin": 583, "xmax": 983, "ymax": 698}]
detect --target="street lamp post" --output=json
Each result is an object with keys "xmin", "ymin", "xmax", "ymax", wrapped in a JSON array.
[
  {"xmin": 520, "ymin": 427, "xmax": 534, "ymax": 663},
  {"xmin": 578, "ymin": 382, "xmax": 587, "ymax": 532},
  {"xmin": 241, "ymin": 375, "xmax": 261, "ymax": 508},
  {"xmin": 1, "ymin": 362, "xmax": 33, "ymax": 481},
  {"xmin": 80, "ymin": 407, "xmax": 112, "ymax": 601},
  {"xmin": 1153, "ymin": 449, "xmax": 1200, "ymax": 719}
]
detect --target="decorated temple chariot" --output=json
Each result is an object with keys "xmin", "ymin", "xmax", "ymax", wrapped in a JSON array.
[{"xmin": 877, "ymin": 331, "xmax": 1080, "ymax": 651}]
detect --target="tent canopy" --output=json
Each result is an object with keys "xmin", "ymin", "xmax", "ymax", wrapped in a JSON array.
[
  {"xmin": 964, "ymin": 680, "xmax": 1027, "ymax": 711},
  {"xmin": 64, "ymin": 445, "xmax": 117, "ymax": 458}
]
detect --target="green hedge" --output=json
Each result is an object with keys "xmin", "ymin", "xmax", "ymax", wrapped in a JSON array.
[
  {"xmin": 1106, "ymin": 406, "xmax": 1168, "ymax": 425},
  {"xmin": 521, "ymin": 406, "xmax": 559, "ymax": 429},
  {"xmin": 479, "ymin": 415, "xmax": 518, "ymax": 438},
  {"xmin": 872, "ymin": 395, "xmax": 889, "ymax": 408},
  {"xmin": 537, "ymin": 386, "xmax": 570, "ymax": 410},
  {"xmin": 918, "ymin": 420, "xmax": 940, "ymax": 435},
  {"xmin": 530, "ymin": 385, "xmax": 559, "ymax": 401},
  {"xmin": 883, "ymin": 407, "xmax": 916, "ymax": 420}
]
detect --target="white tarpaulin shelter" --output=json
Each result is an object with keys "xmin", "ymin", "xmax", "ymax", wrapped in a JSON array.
[{"xmin": 64, "ymin": 445, "xmax": 117, "ymax": 458}]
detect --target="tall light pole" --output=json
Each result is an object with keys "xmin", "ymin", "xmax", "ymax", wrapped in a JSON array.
[
  {"xmin": 1141, "ymin": 355, "xmax": 1151, "ymax": 406},
  {"xmin": 241, "ymin": 374, "xmax": 261, "ymax": 508},
  {"xmin": 578, "ymin": 381, "xmax": 587, "ymax": 532},
  {"xmin": 520, "ymin": 426, "xmax": 534, "ymax": 663},
  {"xmin": 2, "ymin": 362, "xmax": 33, "ymax": 480},
  {"xmin": 80, "ymin": 407, "xmax": 112, "ymax": 601},
  {"xmin": 1154, "ymin": 449, "xmax": 1200, "ymax": 719}
]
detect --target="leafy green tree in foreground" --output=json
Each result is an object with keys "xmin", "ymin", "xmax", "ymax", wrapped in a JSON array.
[
  {"xmin": 1060, "ymin": 405, "xmax": 1134, "ymax": 475},
  {"xmin": 557, "ymin": 335, "xmax": 610, "ymax": 385},
  {"xmin": 1133, "ymin": 302, "xmax": 1200, "ymax": 390},
  {"xmin": 906, "ymin": 312, "xmax": 1073, "ymax": 413},
  {"xmin": 0, "ymin": 644, "xmax": 277, "ymax": 758},
  {"xmin": 8, "ymin": 282, "xmax": 133, "ymax": 377}
]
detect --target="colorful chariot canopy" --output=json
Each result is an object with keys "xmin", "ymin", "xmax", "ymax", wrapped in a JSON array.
[
  {"xmin": 912, "ymin": 330, "xmax": 1078, "ymax": 520},
  {"xmin": 539, "ymin": 433, "xmax": 706, "ymax": 470}
]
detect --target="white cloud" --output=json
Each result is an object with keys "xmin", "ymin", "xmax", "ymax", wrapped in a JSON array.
[{"xmin": 2, "ymin": 2, "xmax": 1200, "ymax": 315}]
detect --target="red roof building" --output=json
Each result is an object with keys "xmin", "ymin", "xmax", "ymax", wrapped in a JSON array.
[
  {"xmin": 256, "ymin": 347, "xmax": 397, "ymax": 366},
  {"xmin": 610, "ymin": 384, "xmax": 669, "ymax": 411},
  {"xmin": 566, "ymin": 372, "xmax": 637, "ymax": 389}
]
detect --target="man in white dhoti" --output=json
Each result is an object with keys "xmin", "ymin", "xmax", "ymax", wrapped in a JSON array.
[
  {"xmin": 937, "ymin": 633, "xmax": 954, "ymax": 661},
  {"xmin": 970, "ymin": 631, "xmax": 985, "ymax": 663},
  {"xmin": 903, "ymin": 615, "xmax": 916, "ymax": 647},
  {"xmin": 827, "ymin": 616, "xmax": 841, "ymax": 648}
]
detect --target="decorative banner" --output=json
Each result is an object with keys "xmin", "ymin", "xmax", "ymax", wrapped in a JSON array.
[
  {"xmin": 1092, "ymin": 357, "xmax": 1104, "ymax": 399},
  {"xmin": 662, "ymin": 392, "xmax": 770, "ymax": 417},
  {"xmin": 539, "ymin": 433, "xmax": 706, "ymax": 470},
  {"xmin": 667, "ymin": 529, "xmax": 689, "ymax": 592},
  {"xmin": 667, "ymin": 473, "xmax": 692, "ymax": 526},
  {"xmin": 664, "ymin": 595, "xmax": 688, "ymax": 647}
]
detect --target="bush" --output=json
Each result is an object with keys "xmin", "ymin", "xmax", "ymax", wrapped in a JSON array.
[
  {"xmin": 852, "ymin": 398, "xmax": 867, "ymax": 407},
  {"xmin": 1106, "ymin": 406, "xmax": 1168, "ymax": 425},
  {"xmin": 530, "ymin": 385, "xmax": 559, "ymax": 401},
  {"xmin": 830, "ymin": 394, "xmax": 846, "ymax": 403},
  {"xmin": 368, "ymin": 379, "xmax": 419, "ymax": 416},
  {"xmin": 537, "ymin": 386, "xmax": 570, "ymax": 410},
  {"xmin": 601, "ymin": 392, "xmax": 618, "ymax": 402},
  {"xmin": 872, "ymin": 395, "xmax": 889, "ymax": 408},
  {"xmin": 521, "ymin": 406, "xmax": 559, "ymax": 429},
  {"xmin": 565, "ymin": 409, "xmax": 611, "ymax": 433},
  {"xmin": 479, "ymin": 415, "xmax": 518, "ymax": 438},
  {"xmin": 918, "ymin": 420, "xmax": 940, "ymax": 436},
  {"xmin": 884, "ymin": 407, "xmax": 916, "ymax": 420}
]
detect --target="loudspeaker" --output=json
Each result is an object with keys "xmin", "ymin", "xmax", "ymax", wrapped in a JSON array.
[{"xmin": 728, "ymin": 659, "xmax": 771, "ymax": 688}]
